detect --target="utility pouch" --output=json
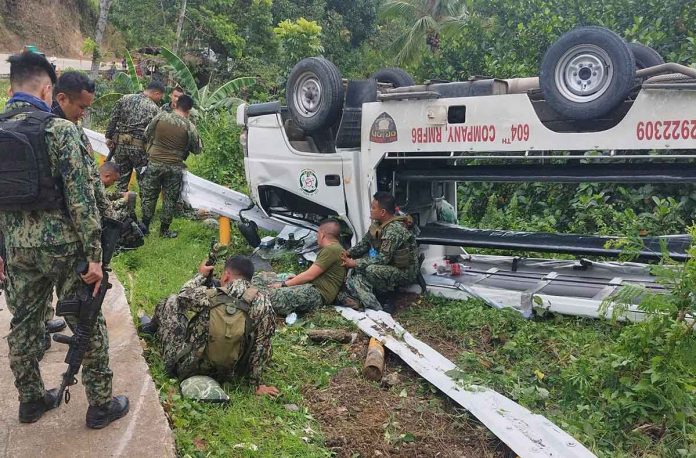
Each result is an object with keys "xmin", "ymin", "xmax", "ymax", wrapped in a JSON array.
[{"xmin": 56, "ymin": 298, "xmax": 82, "ymax": 317}]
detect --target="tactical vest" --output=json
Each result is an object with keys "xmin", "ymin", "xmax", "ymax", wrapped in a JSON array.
[
  {"xmin": 204, "ymin": 286, "xmax": 258, "ymax": 373},
  {"xmin": 367, "ymin": 215, "xmax": 417, "ymax": 270},
  {"xmin": 0, "ymin": 107, "xmax": 65, "ymax": 211}
]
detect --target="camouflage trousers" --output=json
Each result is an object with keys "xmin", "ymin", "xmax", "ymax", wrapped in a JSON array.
[
  {"xmin": 4, "ymin": 242, "xmax": 113, "ymax": 406},
  {"xmin": 270, "ymin": 284, "xmax": 324, "ymax": 316},
  {"xmin": 153, "ymin": 295, "xmax": 211, "ymax": 379},
  {"xmin": 113, "ymin": 145, "xmax": 147, "ymax": 192},
  {"xmin": 141, "ymin": 162, "xmax": 184, "ymax": 227},
  {"xmin": 339, "ymin": 264, "xmax": 415, "ymax": 311}
]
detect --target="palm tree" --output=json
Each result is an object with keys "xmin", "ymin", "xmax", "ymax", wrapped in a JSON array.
[{"xmin": 380, "ymin": 0, "xmax": 468, "ymax": 64}]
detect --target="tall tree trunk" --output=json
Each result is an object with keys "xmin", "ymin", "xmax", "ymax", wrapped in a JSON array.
[
  {"xmin": 85, "ymin": 0, "xmax": 113, "ymax": 128},
  {"xmin": 173, "ymin": 0, "xmax": 187, "ymax": 54},
  {"xmin": 90, "ymin": 0, "xmax": 114, "ymax": 80}
]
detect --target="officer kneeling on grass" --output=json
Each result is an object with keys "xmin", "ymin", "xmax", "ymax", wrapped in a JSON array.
[{"xmin": 140, "ymin": 256, "xmax": 280, "ymax": 397}]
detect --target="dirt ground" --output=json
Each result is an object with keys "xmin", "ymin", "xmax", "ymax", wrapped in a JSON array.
[
  {"xmin": 0, "ymin": 0, "xmax": 90, "ymax": 57},
  {"xmin": 304, "ymin": 334, "xmax": 509, "ymax": 458}
]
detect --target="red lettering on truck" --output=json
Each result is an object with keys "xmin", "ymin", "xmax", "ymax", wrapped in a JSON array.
[{"xmin": 637, "ymin": 120, "xmax": 696, "ymax": 141}]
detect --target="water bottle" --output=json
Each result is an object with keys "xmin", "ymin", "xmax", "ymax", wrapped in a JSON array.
[
  {"xmin": 285, "ymin": 312, "xmax": 298, "ymax": 325},
  {"xmin": 368, "ymin": 247, "xmax": 378, "ymax": 258}
]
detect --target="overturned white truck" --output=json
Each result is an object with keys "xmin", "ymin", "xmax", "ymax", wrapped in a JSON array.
[{"xmin": 237, "ymin": 26, "xmax": 696, "ymax": 320}]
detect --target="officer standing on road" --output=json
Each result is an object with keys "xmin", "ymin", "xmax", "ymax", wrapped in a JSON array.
[
  {"xmin": 105, "ymin": 80, "xmax": 163, "ymax": 192},
  {"xmin": 140, "ymin": 94, "xmax": 201, "ymax": 238},
  {"xmin": 339, "ymin": 192, "xmax": 419, "ymax": 311},
  {"xmin": 0, "ymin": 52, "xmax": 128, "ymax": 427}
]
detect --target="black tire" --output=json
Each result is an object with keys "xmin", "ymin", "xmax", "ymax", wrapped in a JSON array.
[
  {"xmin": 370, "ymin": 68, "xmax": 415, "ymax": 88},
  {"xmin": 286, "ymin": 57, "xmax": 344, "ymax": 132},
  {"xmin": 628, "ymin": 42, "xmax": 664, "ymax": 69},
  {"xmin": 540, "ymin": 26, "xmax": 636, "ymax": 120}
]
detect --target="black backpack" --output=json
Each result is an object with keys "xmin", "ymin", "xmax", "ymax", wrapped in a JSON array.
[{"xmin": 0, "ymin": 106, "xmax": 65, "ymax": 211}]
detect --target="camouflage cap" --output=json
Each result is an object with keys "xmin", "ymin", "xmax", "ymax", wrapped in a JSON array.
[{"xmin": 180, "ymin": 375, "xmax": 230, "ymax": 403}]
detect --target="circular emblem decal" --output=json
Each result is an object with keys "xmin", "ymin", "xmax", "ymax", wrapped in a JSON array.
[{"xmin": 299, "ymin": 169, "xmax": 319, "ymax": 195}]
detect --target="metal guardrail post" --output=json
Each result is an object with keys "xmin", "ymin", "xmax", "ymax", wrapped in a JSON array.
[{"xmin": 219, "ymin": 216, "xmax": 231, "ymax": 245}]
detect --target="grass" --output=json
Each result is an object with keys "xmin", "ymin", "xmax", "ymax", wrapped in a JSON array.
[
  {"xmin": 111, "ymin": 215, "xmax": 358, "ymax": 456},
  {"xmin": 398, "ymin": 295, "xmax": 695, "ymax": 457},
  {"xmin": 110, "ymin": 211, "xmax": 693, "ymax": 457}
]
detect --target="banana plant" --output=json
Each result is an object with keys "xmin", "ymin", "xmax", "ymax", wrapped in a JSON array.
[{"xmin": 159, "ymin": 47, "xmax": 256, "ymax": 112}]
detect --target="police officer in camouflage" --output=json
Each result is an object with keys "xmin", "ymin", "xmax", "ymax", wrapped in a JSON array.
[
  {"xmin": 339, "ymin": 192, "xmax": 419, "ymax": 311},
  {"xmin": 267, "ymin": 219, "xmax": 347, "ymax": 315},
  {"xmin": 141, "ymin": 256, "xmax": 279, "ymax": 397},
  {"xmin": 0, "ymin": 52, "xmax": 128, "ymax": 427},
  {"xmin": 140, "ymin": 94, "xmax": 201, "ymax": 238},
  {"xmin": 162, "ymin": 86, "xmax": 183, "ymax": 113},
  {"xmin": 105, "ymin": 80, "xmax": 163, "ymax": 192}
]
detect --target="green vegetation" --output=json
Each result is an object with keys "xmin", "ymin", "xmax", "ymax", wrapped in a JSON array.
[{"xmin": 90, "ymin": 2, "xmax": 696, "ymax": 456}]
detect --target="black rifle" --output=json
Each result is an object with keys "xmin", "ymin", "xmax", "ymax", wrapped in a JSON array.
[
  {"xmin": 105, "ymin": 134, "xmax": 118, "ymax": 162},
  {"xmin": 203, "ymin": 238, "xmax": 221, "ymax": 288},
  {"xmin": 52, "ymin": 217, "xmax": 123, "ymax": 407}
]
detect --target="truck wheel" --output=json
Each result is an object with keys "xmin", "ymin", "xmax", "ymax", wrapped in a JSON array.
[
  {"xmin": 370, "ymin": 68, "xmax": 415, "ymax": 88},
  {"xmin": 628, "ymin": 42, "xmax": 664, "ymax": 69},
  {"xmin": 540, "ymin": 26, "xmax": 635, "ymax": 120},
  {"xmin": 286, "ymin": 57, "xmax": 344, "ymax": 132}
]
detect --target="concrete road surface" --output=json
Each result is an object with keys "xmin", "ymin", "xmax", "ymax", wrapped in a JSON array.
[
  {"xmin": 0, "ymin": 53, "xmax": 104, "ymax": 76},
  {"xmin": 0, "ymin": 275, "xmax": 176, "ymax": 457}
]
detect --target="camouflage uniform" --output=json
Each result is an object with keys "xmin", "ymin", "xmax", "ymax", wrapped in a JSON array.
[
  {"xmin": 0, "ymin": 101, "xmax": 113, "ymax": 406},
  {"xmin": 106, "ymin": 93, "xmax": 160, "ymax": 192},
  {"xmin": 141, "ymin": 111, "xmax": 201, "ymax": 229},
  {"xmin": 153, "ymin": 274, "xmax": 275, "ymax": 385},
  {"xmin": 341, "ymin": 218, "xmax": 419, "ymax": 310},
  {"xmin": 253, "ymin": 272, "xmax": 324, "ymax": 316}
]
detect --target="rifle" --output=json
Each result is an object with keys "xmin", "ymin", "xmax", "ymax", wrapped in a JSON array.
[
  {"xmin": 52, "ymin": 217, "xmax": 123, "ymax": 407},
  {"xmin": 105, "ymin": 134, "xmax": 118, "ymax": 162},
  {"xmin": 203, "ymin": 238, "xmax": 222, "ymax": 288}
]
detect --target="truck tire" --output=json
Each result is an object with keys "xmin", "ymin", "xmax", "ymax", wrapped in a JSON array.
[
  {"xmin": 286, "ymin": 57, "xmax": 344, "ymax": 132},
  {"xmin": 540, "ymin": 26, "xmax": 635, "ymax": 120},
  {"xmin": 628, "ymin": 42, "xmax": 664, "ymax": 69},
  {"xmin": 370, "ymin": 68, "xmax": 415, "ymax": 88}
]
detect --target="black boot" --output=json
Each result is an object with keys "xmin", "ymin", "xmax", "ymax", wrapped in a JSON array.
[
  {"xmin": 159, "ymin": 224, "xmax": 177, "ymax": 238},
  {"xmin": 45, "ymin": 318, "xmax": 66, "ymax": 333},
  {"xmin": 19, "ymin": 388, "xmax": 60, "ymax": 423},
  {"xmin": 86, "ymin": 395, "xmax": 130, "ymax": 429},
  {"xmin": 137, "ymin": 315, "xmax": 158, "ymax": 336}
]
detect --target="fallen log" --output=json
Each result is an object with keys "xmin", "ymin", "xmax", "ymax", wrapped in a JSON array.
[
  {"xmin": 362, "ymin": 337, "xmax": 385, "ymax": 381},
  {"xmin": 306, "ymin": 329, "xmax": 357, "ymax": 344}
]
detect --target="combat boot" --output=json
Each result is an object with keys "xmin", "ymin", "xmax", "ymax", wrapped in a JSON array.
[
  {"xmin": 45, "ymin": 318, "xmax": 66, "ymax": 333},
  {"xmin": 18, "ymin": 388, "xmax": 60, "ymax": 423},
  {"xmin": 86, "ymin": 395, "xmax": 130, "ymax": 429},
  {"xmin": 159, "ymin": 224, "xmax": 178, "ymax": 238},
  {"xmin": 137, "ymin": 315, "xmax": 158, "ymax": 336},
  {"xmin": 140, "ymin": 219, "xmax": 150, "ymax": 236}
]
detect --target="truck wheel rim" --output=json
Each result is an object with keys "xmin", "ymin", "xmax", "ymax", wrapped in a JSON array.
[
  {"xmin": 293, "ymin": 72, "xmax": 323, "ymax": 118},
  {"xmin": 554, "ymin": 44, "xmax": 613, "ymax": 103}
]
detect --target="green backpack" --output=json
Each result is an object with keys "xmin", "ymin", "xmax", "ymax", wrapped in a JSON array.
[{"xmin": 204, "ymin": 287, "xmax": 258, "ymax": 373}]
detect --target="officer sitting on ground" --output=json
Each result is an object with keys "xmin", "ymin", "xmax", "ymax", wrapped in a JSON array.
[
  {"xmin": 140, "ymin": 256, "xmax": 279, "ymax": 397},
  {"xmin": 339, "ymin": 192, "xmax": 419, "ymax": 311},
  {"xmin": 266, "ymin": 219, "xmax": 347, "ymax": 316}
]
